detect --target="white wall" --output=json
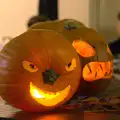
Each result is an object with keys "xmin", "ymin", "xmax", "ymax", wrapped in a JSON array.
[
  {"xmin": 0, "ymin": 0, "xmax": 38, "ymax": 39},
  {"xmin": 59, "ymin": 0, "xmax": 90, "ymax": 27},
  {"xmin": 98, "ymin": 0, "xmax": 120, "ymax": 41},
  {"xmin": 99, "ymin": 0, "xmax": 120, "ymax": 29},
  {"xmin": 0, "ymin": 0, "xmax": 93, "ymax": 41}
]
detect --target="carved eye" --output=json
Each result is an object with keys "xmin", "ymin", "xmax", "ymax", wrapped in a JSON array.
[
  {"xmin": 65, "ymin": 58, "xmax": 76, "ymax": 72},
  {"xmin": 22, "ymin": 60, "xmax": 38, "ymax": 73},
  {"xmin": 72, "ymin": 40, "xmax": 96, "ymax": 57}
]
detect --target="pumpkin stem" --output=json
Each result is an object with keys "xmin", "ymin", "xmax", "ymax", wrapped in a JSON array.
[
  {"xmin": 64, "ymin": 22, "xmax": 77, "ymax": 30},
  {"xmin": 42, "ymin": 69, "xmax": 60, "ymax": 84},
  {"xmin": 64, "ymin": 20, "xmax": 81, "ymax": 30}
]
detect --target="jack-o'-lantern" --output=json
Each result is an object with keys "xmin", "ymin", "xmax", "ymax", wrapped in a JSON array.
[
  {"xmin": 0, "ymin": 30, "xmax": 81, "ymax": 112},
  {"xmin": 59, "ymin": 20, "xmax": 113, "ymax": 96},
  {"xmin": 29, "ymin": 19, "xmax": 113, "ymax": 96}
]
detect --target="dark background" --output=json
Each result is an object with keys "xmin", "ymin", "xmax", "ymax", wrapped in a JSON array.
[{"xmin": 39, "ymin": 0, "xmax": 58, "ymax": 20}]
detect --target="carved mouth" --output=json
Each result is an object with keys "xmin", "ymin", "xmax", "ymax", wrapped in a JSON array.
[
  {"xmin": 30, "ymin": 82, "xmax": 71, "ymax": 106},
  {"xmin": 83, "ymin": 61, "xmax": 113, "ymax": 82}
]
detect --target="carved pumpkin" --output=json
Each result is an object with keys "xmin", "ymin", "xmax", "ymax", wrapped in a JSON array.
[
  {"xmin": 29, "ymin": 19, "xmax": 113, "ymax": 96},
  {"xmin": 0, "ymin": 30, "xmax": 81, "ymax": 112}
]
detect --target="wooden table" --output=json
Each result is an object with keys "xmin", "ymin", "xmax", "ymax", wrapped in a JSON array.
[
  {"xmin": 0, "ymin": 102, "xmax": 120, "ymax": 120},
  {"xmin": 0, "ymin": 76, "xmax": 120, "ymax": 120}
]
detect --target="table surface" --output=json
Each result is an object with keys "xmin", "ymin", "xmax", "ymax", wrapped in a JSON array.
[
  {"xmin": 0, "ymin": 99, "xmax": 120, "ymax": 120},
  {"xmin": 0, "ymin": 76, "xmax": 120, "ymax": 120}
]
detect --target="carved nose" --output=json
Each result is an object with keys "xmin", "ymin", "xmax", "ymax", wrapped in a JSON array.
[{"xmin": 42, "ymin": 69, "xmax": 60, "ymax": 84}]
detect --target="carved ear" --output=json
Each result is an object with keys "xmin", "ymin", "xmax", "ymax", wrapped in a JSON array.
[{"xmin": 72, "ymin": 40, "xmax": 96, "ymax": 57}]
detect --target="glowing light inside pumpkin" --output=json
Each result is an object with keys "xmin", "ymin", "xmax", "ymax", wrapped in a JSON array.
[
  {"xmin": 72, "ymin": 40, "xmax": 95, "ymax": 57},
  {"xmin": 31, "ymin": 89, "xmax": 45, "ymax": 99},
  {"xmin": 30, "ymin": 82, "xmax": 71, "ymax": 106},
  {"xmin": 83, "ymin": 61, "xmax": 112, "ymax": 82},
  {"xmin": 22, "ymin": 61, "xmax": 38, "ymax": 73}
]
